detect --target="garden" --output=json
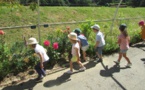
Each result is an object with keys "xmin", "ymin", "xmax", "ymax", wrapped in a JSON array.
[{"xmin": 0, "ymin": 6, "xmax": 144, "ymax": 84}]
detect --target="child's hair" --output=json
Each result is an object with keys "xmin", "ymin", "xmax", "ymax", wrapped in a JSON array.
[
  {"xmin": 119, "ymin": 24, "xmax": 128, "ymax": 38},
  {"xmin": 74, "ymin": 28, "xmax": 81, "ymax": 35}
]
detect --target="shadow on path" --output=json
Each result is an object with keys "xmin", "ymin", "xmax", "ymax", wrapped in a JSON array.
[
  {"xmin": 84, "ymin": 60, "xmax": 98, "ymax": 69},
  {"xmin": 131, "ymin": 43, "xmax": 145, "ymax": 51},
  {"xmin": 43, "ymin": 60, "xmax": 98, "ymax": 88},
  {"xmin": 43, "ymin": 73, "xmax": 71, "ymax": 88},
  {"xmin": 100, "ymin": 62, "xmax": 129, "ymax": 90},
  {"xmin": 141, "ymin": 58, "xmax": 145, "ymax": 64},
  {"xmin": 70, "ymin": 60, "xmax": 98, "ymax": 70},
  {"xmin": 2, "ymin": 79, "xmax": 37, "ymax": 90}
]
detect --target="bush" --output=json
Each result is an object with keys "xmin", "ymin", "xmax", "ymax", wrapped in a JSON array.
[{"xmin": 0, "ymin": 34, "xmax": 39, "ymax": 80}]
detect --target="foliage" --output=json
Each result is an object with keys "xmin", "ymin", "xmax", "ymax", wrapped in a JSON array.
[
  {"xmin": 80, "ymin": 21, "xmax": 95, "ymax": 40},
  {"xmin": 45, "ymin": 28, "xmax": 71, "ymax": 66},
  {"xmin": 0, "ymin": 34, "xmax": 10, "ymax": 62},
  {"xmin": 0, "ymin": 35, "xmax": 39, "ymax": 81},
  {"xmin": 1, "ymin": 0, "xmax": 145, "ymax": 7}
]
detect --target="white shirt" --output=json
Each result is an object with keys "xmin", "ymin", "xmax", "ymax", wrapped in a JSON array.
[
  {"xmin": 96, "ymin": 31, "xmax": 105, "ymax": 47},
  {"xmin": 71, "ymin": 42, "xmax": 80, "ymax": 57},
  {"xmin": 35, "ymin": 44, "xmax": 49, "ymax": 62}
]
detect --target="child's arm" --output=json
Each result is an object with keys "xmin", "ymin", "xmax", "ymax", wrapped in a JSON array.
[
  {"xmin": 75, "ymin": 47, "xmax": 80, "ymax": 61},
  {"xmin": 77, "ymin": 40, "xmax": 81, "ymax": 48},
  {"xmin": 117, "ymin": 38, "xmax": 121, "ymax": 44},
  {"xmin": 95, "ymin": 41, "xmax": 99, "ymax": 49}
]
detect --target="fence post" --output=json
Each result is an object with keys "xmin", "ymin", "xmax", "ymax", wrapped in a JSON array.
[
  {"xmin": 110, "ymin": 0, "xmax": 123, "ymax": 34},
  {"xmin": 37, "ymin": 0, "xmax": 41, "ymax": 44}
]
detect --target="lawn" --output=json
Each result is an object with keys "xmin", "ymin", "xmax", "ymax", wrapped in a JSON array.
[{"xmin": 0, "ymin": 6, "xmax": 145, "ymax": 44}]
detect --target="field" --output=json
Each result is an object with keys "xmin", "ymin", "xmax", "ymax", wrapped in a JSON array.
[{"xmin": 0, "ymin": 6, "xmax": 145, "ymax": 44}]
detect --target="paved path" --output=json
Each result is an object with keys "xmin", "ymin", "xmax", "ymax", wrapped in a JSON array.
[{"xmin": 1, "ymin": 43, "xmax": 145, "ymax": 90}]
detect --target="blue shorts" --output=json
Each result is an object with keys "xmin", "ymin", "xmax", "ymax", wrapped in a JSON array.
[
  {"xmin": 95, "ymin": 46, "xmax": 104, "ymax": 55},
  {"xmin": 120, "ymin": 49, "xmax": 128, "ymax": 53}
]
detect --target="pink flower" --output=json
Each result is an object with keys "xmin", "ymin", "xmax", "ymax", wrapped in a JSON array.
[
  {"xmin": 0, "ymin": 30, "xmax": 5, "ymax": 35},
  {"xmin": 44, "ymin": 40, "xmax": 50, "ymax": 47},
  {"xmin": 138, "ymin": 20, "xmax": 144, "ymax": 26},
  {"xmin": 53, "ymin": 42, "xmax": 59, "ymax": 50}
]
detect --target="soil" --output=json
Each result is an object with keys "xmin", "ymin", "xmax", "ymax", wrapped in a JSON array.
[{"xmin": 0, "ymin": 64, "xmax": 67, "ymax": 88}]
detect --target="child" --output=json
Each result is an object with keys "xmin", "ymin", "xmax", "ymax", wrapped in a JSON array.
[
  {"xmin": 114, "ymin": 24, "xmax": 132, "ymax": 67},
  {"xmin": 91, "ymin": 24, "xmax": 105, "ymax": 62},
  {"xmin": 27, "ymin": 37, "xmax": 49, "ymax": 82},
  {"xmin": 138, "ymin": 20, "xmax": 145, "ymax": 44},
  {"xmin": 66, "ymin": 32, "xmax": 86, "ymax": 74},
  {"xmin": 74, "ymin": 28, "xmax": 89, "ymax": 61}
]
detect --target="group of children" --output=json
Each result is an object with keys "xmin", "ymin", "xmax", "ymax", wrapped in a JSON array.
[{"xmin": 27, "ymin": 20, "xmax": 145, "ymax": 82}]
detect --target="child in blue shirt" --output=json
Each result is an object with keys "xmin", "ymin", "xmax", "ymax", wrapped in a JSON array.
[{"xmin": 74, "ymin": 28, "xmax": 89, "ymax": 61}]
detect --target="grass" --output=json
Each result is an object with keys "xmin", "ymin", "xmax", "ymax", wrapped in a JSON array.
[{"xmin": 0, "ymin": 6, "xmax": 145, "ymax": 46}]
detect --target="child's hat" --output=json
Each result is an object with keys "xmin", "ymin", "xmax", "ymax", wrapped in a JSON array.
[
  {"xmin": 68, "ymin": 32, "xmax": 78, "ymax": 40},
  {"xmin": 27, "ymin": 37, "xmax": 38, "ymax": 45},
  {"xmin": 91, "ymin": 24, "xmax": 100, "ymax": 30},
  {"xmin": 119, "ymin": 24, "xmax": 127, "ymax": 30},
  {"xmin": 138, "ymin": 20, "xmax": 144, "ymax": 26},
  {"xmin": 73, "ymin": 28, "xmax": 81, "ymax": 34}
]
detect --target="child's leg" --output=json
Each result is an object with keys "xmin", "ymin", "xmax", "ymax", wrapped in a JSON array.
[
  {"xmin": 82, "ymin": 51, "xmax": 86, "ymax": 60},
  {"xmin": 35, "ymin": 62, "xmax": 42, "ymax": 78},
  {"xmin": 96, "ymin": 52, "xmax": 101, "ymax": 58},
  {"xmin": 96, "ymin": 46, "xmax": 103, "ymax": 60},
  {"xmin": 77, "ymin": 60, "xmax": 84, "ymax": 68},
  {"xmin": 69, "ymin": 61, "xmax": 73, "ymax": 72},
  {"xmin": 123, "ymin": 53, "xmax": 131, "ymax": 64},
  {"xmin": 118, "ymin": 53, "xmax": 123, "ymax": 62}
]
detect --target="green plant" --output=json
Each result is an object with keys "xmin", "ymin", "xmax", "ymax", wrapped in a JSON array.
[{"xmin": 80, "ymin": 21, "xmax": 95, "ymax": 40}]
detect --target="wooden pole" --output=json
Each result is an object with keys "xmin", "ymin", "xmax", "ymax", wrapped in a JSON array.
[
  {"xmin": 110, "ymin": 0, "xmax": 123, "ymax": 34},
  {"xmin": 37, "ymin": 0, "xmax": 41, "ymax": 43}
]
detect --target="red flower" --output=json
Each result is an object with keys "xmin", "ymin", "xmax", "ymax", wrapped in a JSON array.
[
  {"xmin": 44, "ymin": 40, "xmax": 50, "ymax": 47},
  {"xmin": 0, "ymin": 30, "xmax": 5, "ymax": 35},
  {"xmin": 53, "ymin": 42, "xmax": 59, "ymax": 50},
  {"xmin": 66, "ymin": 26, "xmax": 70, "ymax": 30}
]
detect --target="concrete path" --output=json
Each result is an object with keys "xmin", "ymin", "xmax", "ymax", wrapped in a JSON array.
[{"xmin": 1, "ymin": 43, "xmax": 145, "ymax": 90}]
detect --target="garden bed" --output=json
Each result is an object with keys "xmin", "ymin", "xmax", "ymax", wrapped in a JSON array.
[{"xmin": 0, "ymin": 64, "xmax": 66, "ymax": 88}]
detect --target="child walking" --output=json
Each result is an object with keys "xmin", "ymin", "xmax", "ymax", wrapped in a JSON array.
[
  {"xmin": 27, "ymin": 37, "xmax": 49, "ymax": 82},
  {"xmin": 91, "ymin": 24, "xmax": 105, "ymax": 63},
  {"xmin": 74, "ymin": 28, "xmax": 89, "ymax": 61},
  {"xmin": 138, "ymin": 20, "xmax": 145, "ymax": 44},
  {"xmin": 114, "ymin": 24, "xmax": 132, "ymax": 67},
  {"xmin": 66, "ymin": 32, "xmax": 86, "ymax": 74}
]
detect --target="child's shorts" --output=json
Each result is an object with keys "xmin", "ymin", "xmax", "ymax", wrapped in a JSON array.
[
  {"xmin": 120, "ymin": 49, "xmax": 128, "ymax": 53},
  {"xmin": 81, "ymin": 45, "xmax": 89, "ymax": 51},
  {"xmin": 71, "ymin": 56, "xmax": 77, "ymax": 62},
  {"xmin": 95, "ymin": 46, "xmax": 104, "ymax": 55}
]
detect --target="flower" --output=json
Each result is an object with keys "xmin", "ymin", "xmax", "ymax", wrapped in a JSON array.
[
  {"xmin": 44, "ymin": 40, "xmax": 50, "ymax": 47},
  {"xmin": 24, "ymin": 57, "xmax": 29, "ymax": 63},
  {"xmin": 66, "ymin": 26, "xmax": 70, "ymax": 30},
  {"xmin": 53, "ymin": 42, "xmax": 59, "ymax": 50},
  {"xmin": 0, "ymin": 30, "xmax": 5, "ymax": 35},
  {"xmin": 33, "ymin": 53, "xmax": 37, "ymax": 57},
  {"xmin": 138, "ymin": 20, "xmax": 144, "ymax": 26}
]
